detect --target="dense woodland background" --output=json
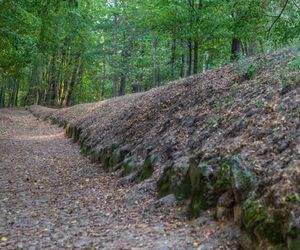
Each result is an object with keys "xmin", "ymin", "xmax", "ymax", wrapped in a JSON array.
[{"xmin": 0, "ymin": 0, "xmax": 299, "ymax": 107}]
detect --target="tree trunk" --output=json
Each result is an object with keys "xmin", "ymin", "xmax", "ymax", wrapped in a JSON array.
[
  {"xmin": 100, "ymin": 61, "xmax": 106, "ymax": 99},
  {"xmin": 112, "ymin": 0, "xmax": 119, "ymax": 97},
  {"xmin": 180, "ymin": 40, "xmax": 185, "ymax": 78},
  {"xmin": 193, "ymin": 40, "xmax": 199, "ymax": 74},
  {"xmin": 48, "ymin": 55, "xmax": 57, "ymax": 106},
  {"xmin": 153, "ymin": 37, "xmax": 160, "ymax": 87},
  {"xmin": 171, "ymin": 38, "xmax": 176, "ymax": 79},
  {"xmin": 58, "ymin": 44, "xmax": 68, "ymax": 105},
  {"xmin": 247, "ymin": 41, "xmax": 257, "ymax": 56},
  {"xmin": 63, "ymin": 59, "xmax": 81, "ymax": 107},
  {"xmin": 119, "ymin": 31, "xmax": 127, "ymax": 96},
  {"xmin": 0, "ymin": 87, "xmax": 3, "ymax": 107},
  {"xmin": 231, "ymin": 38, "xmax": 241, "ymax": 61},
  {"xmin": 120, "ymin": 73, "xmax": 126, "ymax": 96},
  {"xmin": 188, "ymin": 40, "xmax": 193, "ymax": 76},
  {"xmin": 193, "ymin": 0, "xmax": 203, "ymax": 75},
  {"xmin": 14, "ymin": 82, "xmax": 19, "ymax": 107},
  {"xmin": 203, "ymin": 50, "xmax": 209, "ymax": 72}
]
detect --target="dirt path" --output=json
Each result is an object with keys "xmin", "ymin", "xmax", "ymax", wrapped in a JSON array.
[{"xmin": 0, "ymin": 109, "xmax": 239, "ymax": 249}]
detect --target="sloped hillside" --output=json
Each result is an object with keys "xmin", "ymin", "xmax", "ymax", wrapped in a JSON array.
[{"xmin": 30, "ymin": 47, "xmax": 300, "ymax": 249}]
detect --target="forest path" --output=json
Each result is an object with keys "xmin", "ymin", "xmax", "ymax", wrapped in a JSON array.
[{"xmin": 0, "ymin": 109, "xmax": 238, "ymax": 249}]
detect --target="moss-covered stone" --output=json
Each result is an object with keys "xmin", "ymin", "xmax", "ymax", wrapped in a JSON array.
[
  {"xmin": 188, "ymin": 159, "xmax": 216, "ymax": 218},
  {"xmin": 108, "ymin": 146, "xmax": 129, "ymax": 170},
  {"xmin": 230, "ymin": 156, "xmax": 255, "ymax": 202},
  {"xmin": 139, "ymin": 155, "xmax": 154, "ymax": 181},
  {"xmin": 215, "ymin": 155, "xmax": 255, "ymax": 202},
  {"xmin": 101, "ymin": 149, "xmax": 112, "ymax": 169},
  {"xmin": 65, "ymin": 124, "xmax": 80, "ymax": 141},
  {"xmin": 242, "ymin": 199, "xmax": 285, "ymax": 247},
  {"xmin": 158, "ymin": 157, "xmax": 191, "ymax": 199},
  {"xmin": 214, "ymin": 157, "xmax": 231, "ymax": 193},
  {"xmin": 288, "ymin": 234, "xmax": 300, "ymax": 250},
  {"xmin": 72, "ymin": 127, "xmax": 81, "ymax": 142},
  {"xmin": 80, "ymin": 143, "xmax": 91, "ymax": 156},
  {"xmin": 122, "ymin": 158, "xmax": 136, "ymax": 176},
  {"xmin": 159, "ymin": 154, "xmax": 256, "ymax": 218}
]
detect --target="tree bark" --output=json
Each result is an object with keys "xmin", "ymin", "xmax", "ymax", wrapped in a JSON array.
[
  {"xmin": 193, "ymin": 0, "xmax": 203, "ymax": 75},
  {"xmin": 14, "ymin": 81, "xmax": 19, "ymax": 107},
  {"xmin": 193, "ymin": 40, "xmax": 199, "ymax": 74},
  {"xmin": 0, "ymin": 88, "xmax": 2, "ymax": 107},
  {"xmin": 231, "ymin": 38, "xmax": 241, "ymax": 61},
  {"xmin": 119, "ymin": 73, "xmax": 126, "ymax": 96},
  {"xmin": 63, "ymin": 59, "xmax": 81, "ymax": 107},
  {"xmin": 48, "ymin": 55, "xmax": 57, "ymax": 106},
  {"xmin": 171, "ymin": 38, "xmax": 176, "ymax": 80},
  {"xmin": 153, "ymin": 37, "xmax": 160, "ymax": 87},
  {"xmin": 119, "ymin": 31, "xmax": 127, "ymax": 96},
  {"xmin": 203, "ymin": 50, "xmax": 209, "ymax": 72},
  {"xmin": 112, "ymin": 0, "xmax": 119, "ymax": 97},
  {"xmin": 188, "ymin": 40, "xmax": 193, "ymax": 76},
  {"xmin": 100, "ymin": 61, "xmax": 106, "ymax": 99},
  {"xmin": 180, "ymin": 40, "xmax": 185, "ymax": 78}
]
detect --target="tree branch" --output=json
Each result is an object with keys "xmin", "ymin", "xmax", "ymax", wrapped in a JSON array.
[
  {"xmin": 292, "ymin": 0, "xmax": 300, "ymax": 10},
  {"xmin": 268, "ymin": 0, "xmax": 289, "ymax": 34}
]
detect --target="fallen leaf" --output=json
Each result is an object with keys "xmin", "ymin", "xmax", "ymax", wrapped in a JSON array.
[
  {"xmin": 1, "ymin": 236, "xmax": 8, "ymax": 242},
  {"xmin": 193, "ymin": 242, "xmax": 199, "ymax": 248}
]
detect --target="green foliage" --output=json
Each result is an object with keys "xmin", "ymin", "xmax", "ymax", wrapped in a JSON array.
[
  {"xmin": 289, "ymin": 58, "xmax": 300, "ymax": 70},
  {"xmin": 215, "ymin": 155, "xmax": 255, "ymax": 197},
  {"xmin": 242, "ymin": 199, "xmax": 285, "ymax": 246},
  {"xmin": 215, "ymin": 158, "xmax": 231, "ymax": 192},
  {"xmin": 245, "ymin": 64, "xmax": 257, "ymax": 79},
  {"xmin": 0, "ymin": 0, "xmax": 299, "ymax": 107}
]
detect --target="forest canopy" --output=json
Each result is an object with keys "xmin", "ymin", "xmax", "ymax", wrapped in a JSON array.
[{"xmin": 0, "ymin": 0, "xmax": 299, "ymax": 107}]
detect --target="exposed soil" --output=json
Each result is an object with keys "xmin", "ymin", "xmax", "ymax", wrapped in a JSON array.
[{"xmin": 0, "ymin": 109, "xmax": 239, "ymax": 249}]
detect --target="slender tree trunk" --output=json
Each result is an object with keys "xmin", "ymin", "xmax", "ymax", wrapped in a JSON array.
[
  {"xmin": 188, "ymin": 40, "xmax": 193, "ymax": 76},
  {"xmin": 35, "ymin": 89, "xmax": 40, "ymax": 105},
  {"xmin": 14, "ymin": 82, "xmax": 19, "ymax": 106},
  {"xmin": 241, "ymin": 42, "xmax": 247, "ymax": 55},
  {"xmin": 1, "ymin": 88, "xmax": 6, "ymax": 107},
  {"xmin": 171, "ymin": 38, "xmax": 176, "ymax": 80},
  {"xmin": 63, "ymin": 59, "xmax": 81, "ymax": 107},
  {"xmin": 193, "ymin": 40, "xmax": 199, "ymax": 74},
  {"xmin": 231, "ymin": 38, "xmax": 241, "ymax": 61},
  {"xmin": 180, "ymin": 40, "xmax": 185, "ymax": 78},
  {"xmin": 203, "ymin": 50, "xmax": 209, "ymax": 72},
  {"xmin": 48, "ymin": 55, "xmax": 57, "ymax": 106},
  {"xmin": 101, "ymin": 61, "xmax": 106, "ymax": 99},
  {"xmin": 120, "ymin": 73, "xmax": 126, "ymax": 96},
  {"xmin": 119, "ymin": 31, "xmax": 127, "ymax": 96},
  {"xmin": 139, "ymin": 37, "xmax": 145, "ymax": 90},
  {"xmin": 193, "ymin": 0, "xmax": 203, "ymax": 75},
  {"xmin": 153, "ymin": 37, "xmax": 160, "ymax": 87},
  {"xmin": 2, "ymin": 88, "xmax": 5, "ymax": 107},
  {"xmin": 247, "ymin": 41, "xmax": 257, "ymax": 56},
  {"xmin": 112, "ymin": 0, "xmax": 119, "ymax": 97},
  {"xmin": 58, "ymin": 48, "xmax": 67, "ymax": 105},
  {"xmin": 0, "ymin": 87, "xmax": 3, "ymax": 107},
  {"xmin": 9, "ymin": 91, "xmax": 14, "ymax": 107}
]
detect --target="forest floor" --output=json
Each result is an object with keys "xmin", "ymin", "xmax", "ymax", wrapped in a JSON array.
[{"xmin": 0, "ymin": 109, "xmax": 239, "ymax": 249}]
